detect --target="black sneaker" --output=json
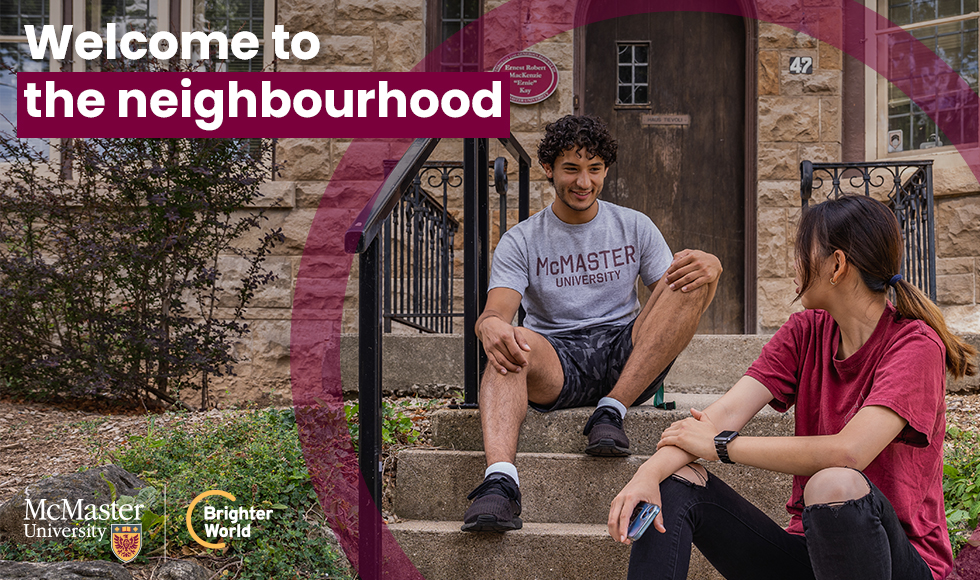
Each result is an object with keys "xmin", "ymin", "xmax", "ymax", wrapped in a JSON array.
[
  {"xmin": 460, "ymin": 473, "xmax": 523, "ymax": 532},
  {"xmin": 583, "ymin": 406, "xmax": 631, "ymax": 457}
]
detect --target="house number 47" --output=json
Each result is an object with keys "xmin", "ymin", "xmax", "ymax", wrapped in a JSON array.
[{"xmin": 789, "ymin": 56, "xmax": 813, "ymax": 74}]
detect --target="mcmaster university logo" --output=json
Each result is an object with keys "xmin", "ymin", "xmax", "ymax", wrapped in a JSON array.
[{"xmin": 110, "ymin": 523, "xmax": 142, "ymax": 563}]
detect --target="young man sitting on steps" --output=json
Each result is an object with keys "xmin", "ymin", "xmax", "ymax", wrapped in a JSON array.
[{"xmin": 461, "ymin": 115, "xmax": 722, "ymax": 533}]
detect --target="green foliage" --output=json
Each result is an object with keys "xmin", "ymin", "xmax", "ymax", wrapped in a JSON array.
[
  {"xmin": 0, "ymin": 409, "xmax": 354, "ymax": 579},
  {"xmin": 344, "ymin": 399, "xmax": 422, "ymax": 452},
  {"xmin": 944, "ymin": 425, "xmax": 980, "ymax": 556},
  {"xmin": 0, "ymin": 122, "xmax": 284, "ymax": 408}
]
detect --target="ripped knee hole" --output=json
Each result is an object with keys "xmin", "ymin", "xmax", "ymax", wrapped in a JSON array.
[{"xmin": 669, "ymin": 463, "xmax": 708, "ymax": 487}]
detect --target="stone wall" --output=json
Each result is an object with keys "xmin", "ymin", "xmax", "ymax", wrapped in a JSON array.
[
  {"xmin": 184, "ymin": 0, "xmax": 431, "ymax": 407},
  {"xmin": 936, "ymin": 192, "xmax": 980, "ymax": 334},
  {"xmin": 931, "ymin": 150, "xmax": 980, "ymax": 332},
  {"xmin": 755, "ymin": 23, "xmax": 842, "ymax": 332}
]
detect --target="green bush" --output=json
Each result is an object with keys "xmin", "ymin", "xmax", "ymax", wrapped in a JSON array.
[
  {"xmin": 945, "ymin": 425, "xmax": 980, "ymax": 557},
  {"xmin": 344, "ymin": 399, "xmax": 424, "ymax": 452},
  {"xmin": 0, "ymin": 409, "xmax": 354, "ymax": 579},
  {"xmin": 0, "ymin": 128, "xmax": 283, "ymax": 408}
]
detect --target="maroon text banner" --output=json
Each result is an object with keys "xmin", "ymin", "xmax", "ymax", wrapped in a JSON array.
[{"xmin": 16, "ymin": 72, "xmax": 510, "ymax": 138}]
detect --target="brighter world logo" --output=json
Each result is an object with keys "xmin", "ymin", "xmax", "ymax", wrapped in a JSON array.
[{"xmin": 185, "ymin": 490, "xmax": 274, "ymax": 549}]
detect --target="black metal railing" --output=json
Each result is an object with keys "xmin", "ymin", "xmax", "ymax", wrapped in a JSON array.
[
  {"xmin": 382, "ymin": 161, "xmax": 462, "ymax": 334},
  {"xmin": 379, "ymin": 157, "xmax": 513, "ymax": 336},
  {"xmin": 800, "ymin": 160, "xmax": 936, "ymax": 300},
  {"xmin": 345, "ymin": 136, "xmax": 531, "ymax": 580}
]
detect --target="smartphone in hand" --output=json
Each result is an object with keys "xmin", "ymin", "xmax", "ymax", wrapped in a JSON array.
[{"xmin": 627, "ymin": 502, "xmax": 661, "ymax": 541}]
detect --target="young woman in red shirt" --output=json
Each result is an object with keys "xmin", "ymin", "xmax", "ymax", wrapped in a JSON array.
[{"xmin": 609, "ymin": 194, "xmax": 976, "ymax": 580}]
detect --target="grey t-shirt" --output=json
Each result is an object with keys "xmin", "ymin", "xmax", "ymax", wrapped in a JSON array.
[{"xmin": 488, "ymin": 200, "xmax": 673, "ymax": 335}]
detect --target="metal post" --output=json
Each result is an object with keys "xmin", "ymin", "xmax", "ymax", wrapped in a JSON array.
[
  {"xmin": 477, "ymin": 139, "xmax": 490, "ymax": 359},
  {"xmin": 358, "ymin": 240, "xmax": 382, "ymax": 580},
  {"xmin": 518, "ymin": 156, "xmax": 530, "ymax": 326},
  {"xmin": 799, "ymin": 160, "xmax": 813, "ymax": 210},
  {"xmin": 925, "ymin": 163, "xmax": 937, "ymax": 301},
  {"xmin": 462, "ymin": 138, "xmax": 480, "ymax": 408}
]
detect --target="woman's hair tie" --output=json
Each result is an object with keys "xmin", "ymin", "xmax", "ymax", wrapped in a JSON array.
[{"xmin": 888, "ymin": 274, "xmax": 903, "ymax": 287}]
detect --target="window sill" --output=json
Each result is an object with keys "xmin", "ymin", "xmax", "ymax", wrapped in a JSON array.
[{"xmin": 877, "ymin": 147, "xmax": 980, "ymax": 198}]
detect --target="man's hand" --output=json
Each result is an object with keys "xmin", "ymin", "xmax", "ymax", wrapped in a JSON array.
[
  {"xmin": 478, "ymin": 315, "xmax": 531, "ymax": 375},
  {"xmin": 665, "ymin": 249, "xmax": 722, "ymax": 292}
]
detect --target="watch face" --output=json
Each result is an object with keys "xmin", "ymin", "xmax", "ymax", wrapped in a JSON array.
[{"xmin": 715, "ymin": 430, "xmax": 738, "ymax": 443}]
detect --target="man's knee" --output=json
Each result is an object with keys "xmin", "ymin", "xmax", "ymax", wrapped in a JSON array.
[
  {"xmin": 679, "ymin": 280, "xmax": 714, "ymax": 313},
  {"xmin": 655, "ymin": 275, "xmax": 713, "ymax": 313},
  {"xmin": 803, "ymin": 467, "xmax": 870, "ymax": 506}
]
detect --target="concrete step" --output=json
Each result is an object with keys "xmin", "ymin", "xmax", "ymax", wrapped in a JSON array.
[
  {"xmin": 394, "ymin": 449, "xmax": 792, "ymax": 526},
  {"xmin": 340, "ymin": 333, "xmax": 772, "ymax": 396},
  {"xmin": 431, "ymin": 393, "xmax": 794, "ymax": 454},
  {"xmin": 388, "ymin": 520, "xmax": 724, "ymax": 580},
  {"xmin": 341, "ymin": 332, "xmax": 980, "ymax": 396}
]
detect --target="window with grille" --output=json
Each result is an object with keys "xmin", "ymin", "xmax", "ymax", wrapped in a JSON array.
[
  {"xmin": 427, "ymin": 0, "xmax": 482, "ymax": 72},
  {"xmin": 83, "ymin": 0, "xmax": 158, "ymax": 70},
  {"xmin": 1, "ymin": 0, "xmax": 52, "ymax": 157},
  {"xmin": 616, "ymin": 42, "xmax": 649, "ymax": 106},
  {"xmin": 193, "ymin": 0, "xmax": 265, "ymax": 71},
  {"xmin": 880, "ymin": 0, "xmax": 979, "ymax": 152}
]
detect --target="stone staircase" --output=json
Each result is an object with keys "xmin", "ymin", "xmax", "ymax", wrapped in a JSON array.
[{"xmin": 384, "ymin": 336, "xmax": 798, "ymax": 580}]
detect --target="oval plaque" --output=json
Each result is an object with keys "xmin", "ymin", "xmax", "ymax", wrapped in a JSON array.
[{"xmin": 492, "ymin": 51, "xmax": 559, "ymax": 105}]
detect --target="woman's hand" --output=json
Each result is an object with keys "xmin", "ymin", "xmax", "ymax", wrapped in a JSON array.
[
  {"xmin": 608, "ymin": 469, "xmax": 667, "ymax": 544},
  {"xmin": 657, "ymin": 408, "xmax": 719, "ymax": 461}
]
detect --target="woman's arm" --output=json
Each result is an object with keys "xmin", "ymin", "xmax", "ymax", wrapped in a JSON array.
[
  {"xmin": 659, "ymin": 403, "xmax": 908, "ymax": 476},
  {"xmin": 607, "ymin": 376, "xmax": 774, "ymax": 543}
]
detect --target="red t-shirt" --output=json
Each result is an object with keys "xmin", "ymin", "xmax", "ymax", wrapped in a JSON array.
[{"xmin": 745, "ymin": 304, "xmax": 952, "ymax": 580}]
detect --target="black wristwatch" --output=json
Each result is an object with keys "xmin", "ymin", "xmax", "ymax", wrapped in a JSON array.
[{"xmin": 714, "ymin": 430, "xmax": 739, "ymax": 464}]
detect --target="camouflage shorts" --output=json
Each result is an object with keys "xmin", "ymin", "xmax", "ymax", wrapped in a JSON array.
[{"xmin": 530, "ymin": 320, "xmax": 674, "ymax": 412}]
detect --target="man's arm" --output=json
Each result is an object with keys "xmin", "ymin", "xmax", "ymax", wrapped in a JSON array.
[{"xmin": 476, "ymin": 287, "xmax": 530, "ymax": 375}]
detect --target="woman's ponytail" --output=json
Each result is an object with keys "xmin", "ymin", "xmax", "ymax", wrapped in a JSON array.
[{"xmin": 892, "ymin": 278, "xmax": 977, "ymax": 379}]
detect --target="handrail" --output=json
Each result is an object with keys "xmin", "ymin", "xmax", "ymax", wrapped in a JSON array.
[
  {"xmin": 345, "ymin": 135, "xmax": 532, "ymax": 579},
  {"xmin": 345, "ymin": 138, "xmax": 440, "ymax": 255},
  {"xmin": 496, "ymin": 134, "xmax": 533, "ymax": 167}
]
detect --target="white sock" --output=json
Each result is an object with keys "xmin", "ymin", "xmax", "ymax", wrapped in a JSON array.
[
  {"xmin": 597, "ymin": 396, "xmax": 627, "ymax": 419},
  {"xmin": 485, "ymin": 462, "xmax": 520, "ymax": 487}
]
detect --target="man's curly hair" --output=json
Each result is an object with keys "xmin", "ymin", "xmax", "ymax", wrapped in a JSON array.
[{"xmin": 536, "ymin": 115, "xmax": 618, "ymax": 179}]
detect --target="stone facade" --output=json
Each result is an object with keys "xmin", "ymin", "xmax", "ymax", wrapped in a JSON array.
[
  {"xmin": 755, "ymin": 23, "xmax": 841, "ymax": 332},
  {"xmin": 200, "ymin": 5, "xmax": 980, "ymax": 404}
]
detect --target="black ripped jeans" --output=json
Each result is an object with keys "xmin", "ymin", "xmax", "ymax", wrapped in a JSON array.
[{"xmin": 626, "ymin": 469, "xmax": 934, "ymax": 580}]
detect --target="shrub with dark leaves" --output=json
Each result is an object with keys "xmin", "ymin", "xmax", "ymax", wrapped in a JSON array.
[{"xmin": 0, "ymin": 94, "xmax": 283, "ymax": 408}]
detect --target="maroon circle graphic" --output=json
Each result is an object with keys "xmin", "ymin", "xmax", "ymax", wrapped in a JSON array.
[{"xmin": 493, "ymin": 51, "xmax": 559, "ymax": 105}]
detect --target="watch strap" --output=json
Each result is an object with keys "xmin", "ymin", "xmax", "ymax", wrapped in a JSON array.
[{"xmin": 714, "ymin": 430, "xmax": 739, "ymax": 464}]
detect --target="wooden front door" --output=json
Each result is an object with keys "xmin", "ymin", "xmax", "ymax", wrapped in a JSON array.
[{"xmin": 582, "ymin": 11, "xmax": 748, "ymax": 333}]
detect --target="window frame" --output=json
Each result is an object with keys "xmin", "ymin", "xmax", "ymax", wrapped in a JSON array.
[
  {"xmin": 425, "ymin": 0, "xmax": 484, "ymax": 72},
  {"xmin": 1, "ymin": 0, "xmax": 63, "ymax": 160},
  {"xmin": 614, "ymin": 40, "xmax": 651, "ymax": 109},
  {"xmin": 866, "ymin": 0, "xmax": 980, "ymax": 160},
  {"xmin": 181, "ymin": 0, "xmax": 276, "ymax": 71}
]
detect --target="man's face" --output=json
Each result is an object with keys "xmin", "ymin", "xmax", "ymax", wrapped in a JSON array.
[{"xmin": 542, "ymin": 147, "xmax": 608, "ymax": 224}]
